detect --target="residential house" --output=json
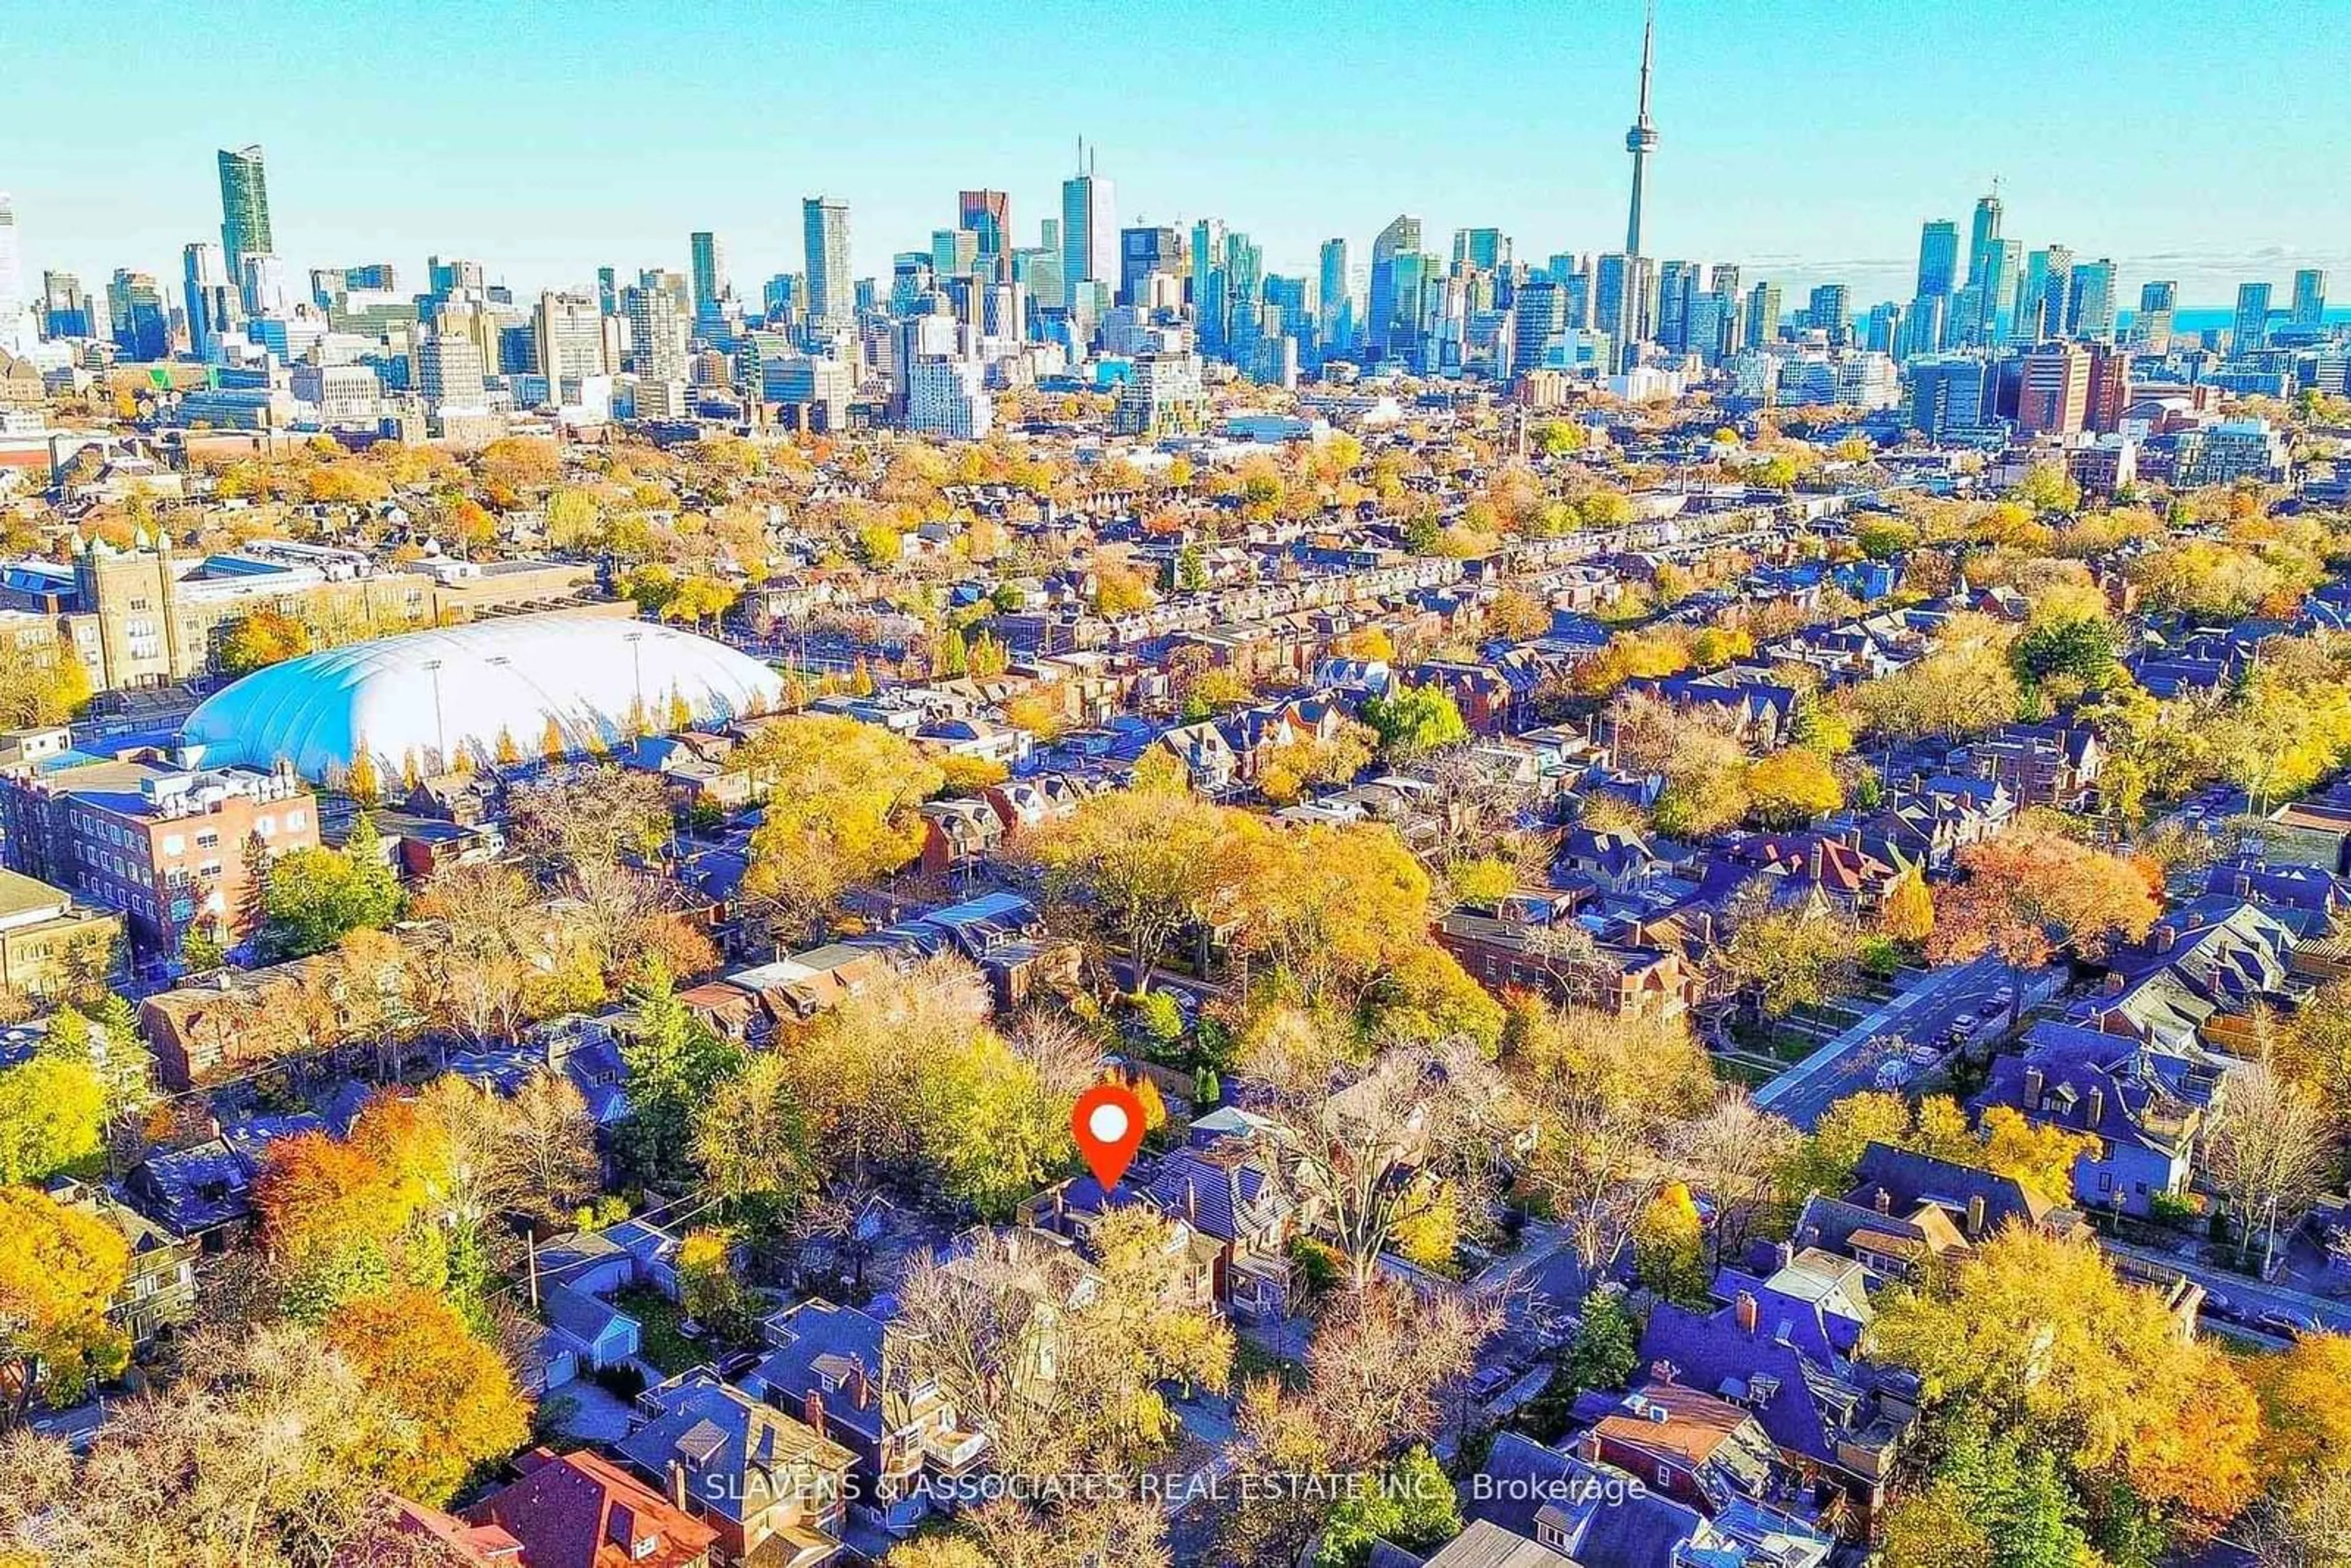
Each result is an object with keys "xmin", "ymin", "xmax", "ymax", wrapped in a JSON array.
[
  {"xmin": 43, "ymin": 1175, "xmax": 200, "ymax": 1346},
  {"xmin": 465, "ymin": 1446, "xmax": 719, "ymax": 1568},
  {"xmin": 122, "ymin": 1111, "xmax": 328, "ymax": 1246},
  {"xmin": 1635, "ymin": 1274, "xmax": 1921, "ymax": 1536},
  {"xmin": 1973, "ymin": 1022, "xmax": 2218, "ymax": 1217},
  {"xmin": 917, "ymin": 798, "xmax": 1005, "ymax": 883},
  {"xmin": 1961, "ymin": 723, "xmax": 2104, "ymax": 811},
  {"xmin": 1138, "ymin": 1141, "xmax": 1307, "ymax": 1321},
  {"xmin": 1464, "ymin": 1433, "xmax": 1831, "ymax": 1568},
  {"xmin": 1583, "ymin": 1384, "xmax": 1783, "ymax": 1515},
  {"xmin": 2071, "ymin": 896, "xmax": 2301, "ymax": 1055},
  {"xmin": 1149, "ymin": 721, "xmax": 1239, "ymax": 794},
  {"xmin": 1435, "ymin": 900, "xmax": 1700, "ymax": 1020},
  {"xmin": 744, "ymin": 1298, "xmax": 988, "ymax": 1534},
  {"xmin": 616, "ymin": 1371, "xmax": 855, "ymax": 1568}
]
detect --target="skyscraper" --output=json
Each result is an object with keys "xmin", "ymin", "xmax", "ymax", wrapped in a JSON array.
[
  {"xmin": 1118, "ymin": 226, "xmax": 1182, "ymax": 309},
  {"xmin": 2292, "ymin": 268, "xmax": 2328, "ymax": 328},
  {"xmin": 182, "ymin": 241, "xmax": 239, "ymax": 359},
  {"xmin": 2137, "ymin": 280, "xmax": 2178, "ymax": 353},
  {"xmin": 1318, "ymin": 238, "xmax": 1354, "ymax": 359},
  {"xmin": 1807, "ymin": 283, "xmax": 1850, "ymax": 345},
  {"xmin": 106, "ymin": 269, "xmax": 168, "ymax": 360},
  {"xmin": 2066, "ymin": 260, "xmax": 2117, "ymax": 343},
  {"xmin": 1367, "ymin": 214, "xmax": 1422, "ymax": 361},
  {"xmin": 1622, "ymin": 0, "xmax": 1659, "ymax": 255},
  {"xmin": 1745, "ymin": 282, "xmax": 1782, "ymax": 348},
  {"xmin": 0, "ymin": 195, "xmax": 21, "ymax": 354},
  {"xmin": 958, "ymin": 191, "xmax": 1011, "ymax": 277},
  {"xmin": 1453, "ymin": 228, "xmax": 1510, "ymax": 271},
  {"xmin": 2233, "ymin": 282, "xmax": 2273, "ymax": 351},
  {"xmin": 535, "ymin": 290, "xmax": 607, "ymax": 381},
  {"xmin": 802, "ymin": 197, "xmax": 852, "ymax": 332},
  {"xmin": 689, "ymin": 231, "xmax": 728, "ymax": 312},
  {"xmin": 217, "ymin": 144, "xmax": 273, "ymax": 269},
  {"xmin": 1915, "ymin": 220, "xmax": 1959, "ymax": 298},
  {"xmin": 1979, "ymin": 240, "xmax": 2022, "ymax": 342},
  {"xmin": 1059, "ymin": 141, "xmax": 1116, "ymax": 319},
  {"xmin": 1965, "ymin": 191, "xmax": 2002, "ymax": 289}
]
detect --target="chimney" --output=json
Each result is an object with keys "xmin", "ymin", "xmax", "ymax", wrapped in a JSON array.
[
  {"xmin": 804, "ymin": 1389, "xmax": 826, "ymax": 1438},
  {"xmin": 1873, "ymin": 1187, "xmax": 1892, "ymax": 1215},
  {"xmin": 2086, "ymin": 1087, "xmax": 2104, "ymax": 1128},
  {"xmin": 667, "ymin": 1460, "xmax": 690, "ymax": 1512},
  {"xmin": 2153, "ymin": 923, "xmax": 2177, "ymax": 954},
  {"xmin": 1965, "ymin": 1193, "xmax": 1987, "ymax": 1238},
  {"xmin": 1774, "ymin": 1241, "xmax": 1796, "ymax": 1271},
  {"xmin": 1184, "ymin": 1179, "xmax": 1199, "ymax": 1221},
  {"xmin": 1734, "ymin": 1291, "xmax": 1759, "ymax": 1337},
  {"xmin": 2104, "ymin": 969, "xmax": 2126, "ymax": 996},
  {"xmin": 2023, "ymin": 1066, "xmax": 2045, "ymax": 1110},
  {"xmin": 1649, "ymin": 1358, "xmax": 1679, "ymax": 1386}
]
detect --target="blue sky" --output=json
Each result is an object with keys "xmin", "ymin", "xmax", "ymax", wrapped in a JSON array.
[{"xmin": 10, "ymin": 0, "xmax": 2349, "ymax": 308}]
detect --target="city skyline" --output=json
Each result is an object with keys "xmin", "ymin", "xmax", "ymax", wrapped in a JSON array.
[{"xmin": 8, "ymin": 0, "xmax": 2349, "ymax": 307}]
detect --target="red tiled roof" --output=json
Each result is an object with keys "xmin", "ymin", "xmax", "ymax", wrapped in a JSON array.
[{"xmin": 468, "ymin": 1447, "xmax": 718, "ymax": 1568}]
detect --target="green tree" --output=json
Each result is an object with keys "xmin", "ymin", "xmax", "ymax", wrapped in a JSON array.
[
  {"xmin": 257, "ymin": 815, "xmax": 403, "ymax": 959},
  {"xmin": 0, "ymin": 1056, "xmax": 106, "ymax": 1183},
  {"xmin": 616, "ymin": 958, "xmax": 741, "ymax": 1188},
  {"xmin": 1883, "ymin": 1423, "xmax": 2091, "ymax": 1568},
  {"xmin": 2011, "ymin": 616, "xmax": 2119, "ymax": 690},
  {"xmin": 1361, "ymin": 683, "xmax": 1470, "ymax": 760},
  {"xmin": 1317, "ymin": 1447, "xmax": 1462, "ymax": 1568}
]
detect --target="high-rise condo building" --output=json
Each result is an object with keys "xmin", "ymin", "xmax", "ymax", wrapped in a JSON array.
[
  {"xmin": 2234, "ymin": 282, "xmax": 2273, "ymax": 351},
  {"xmin": 1965, "ymin": 191, "xmax": 2002, "ymax": 288},
  {"xmin": 1916, "ymin": 220, "xmax": 1959, "ymax": 298},
  {"xmin": 2066, "ymin": 260, "xmax": 2117, "ymax": 343},
  {"xmin": 803, "ymin": 198, "xmax": 852, "ymax": 332},
  {"xmin": 217, "ymin": 145, "xmax": 273, "ymax": 269},
  {"xmin": 1318, "ymin": 238, "xmax": 1354, "ymax": 358},
  {"xmin": 2137, "ymin": 280, "xmax": 2178, "ymax": 353},
  {"xmin": 2292, "ymin": 268, "xmax": 2328, "ymax": 328},
  {"xmin": 689, "ymin": 231, "xmax": 728, "ymax": 312}
]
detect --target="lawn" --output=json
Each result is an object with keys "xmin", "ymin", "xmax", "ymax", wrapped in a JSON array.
[{"xmin": 613, "ymin": 1285, "xmax": 705, "ymax": 1376}]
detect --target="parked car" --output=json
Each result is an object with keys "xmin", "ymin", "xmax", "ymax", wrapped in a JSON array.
[
  {"xmin": 1469, "ymin": 1364, "xmax": 1517, "ymax": 1402},
  {"xmin": 2257, "ymin": 1307, "xmax": 2318, "ymax": 1338},
  {"xmin": 1874, "ymin": 1058, "xmax": 1914, "ymax": 1089}
]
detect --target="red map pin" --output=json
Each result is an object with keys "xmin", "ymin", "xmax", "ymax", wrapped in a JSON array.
[{"xmin": 1072, "ymin": 1082, "xmax": 1148, "ymax": 1190}]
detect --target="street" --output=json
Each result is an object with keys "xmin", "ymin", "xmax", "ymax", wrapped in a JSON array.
[{"xmin": 1753, "ymin": 953, "xmax": 2066, "ymax": 1128}]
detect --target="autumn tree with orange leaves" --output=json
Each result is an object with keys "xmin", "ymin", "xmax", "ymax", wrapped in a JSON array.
[
  {"xmin": 1927, "ymin": 826, "xmax": 2160, "ymax": 1018},
  {"xmin": 322, "ymin": 1286, "xmax": 531, "ymax": 1504}
]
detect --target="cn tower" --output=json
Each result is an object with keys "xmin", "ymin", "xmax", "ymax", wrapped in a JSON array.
[{"xmin": 1623, "ymin": 0, "xmax": 1659, "ymax": 256}]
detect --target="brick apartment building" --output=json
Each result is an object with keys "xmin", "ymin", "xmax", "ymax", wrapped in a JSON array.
[{"xmin": 0, "ymin": 735, "xmax": 318, "ymax": 954}]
